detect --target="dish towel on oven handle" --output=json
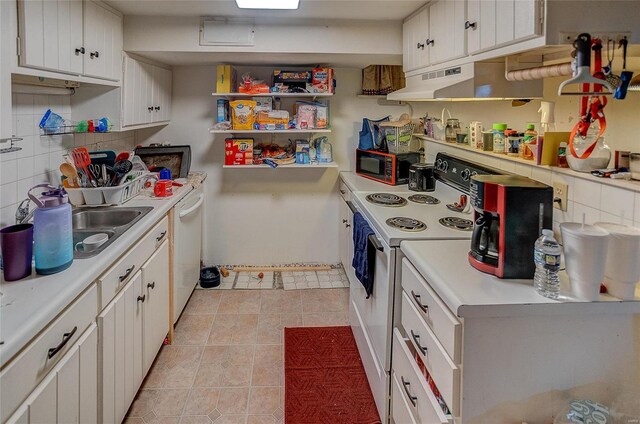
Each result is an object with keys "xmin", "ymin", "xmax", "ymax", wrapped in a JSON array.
[{"xmin": 352, "ymin": 212, "xmax": 376, "ymax": 298}]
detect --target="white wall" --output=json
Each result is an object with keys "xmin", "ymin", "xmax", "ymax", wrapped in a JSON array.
[
  {"xmin": 0, "ymin": 93, "xmax": 136, "ymax": 228},
  {"xmin": 135, "ymin": 66, "xmax": 407, "ymax": 265}
]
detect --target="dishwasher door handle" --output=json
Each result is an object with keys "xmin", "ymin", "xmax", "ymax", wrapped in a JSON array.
[{"xmin": 179, "ymin": 194, "xmax": 204, "ymax": 218}]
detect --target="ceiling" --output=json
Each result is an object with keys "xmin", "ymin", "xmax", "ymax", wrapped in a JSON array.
[{"xmin": 105, "ymin": 0, "xmax": 425, "ymax": 20}]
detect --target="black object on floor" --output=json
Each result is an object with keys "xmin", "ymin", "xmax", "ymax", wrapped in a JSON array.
[{"xmin": 200, "ymin": 266, "xmax": 221, "ymax": 288}]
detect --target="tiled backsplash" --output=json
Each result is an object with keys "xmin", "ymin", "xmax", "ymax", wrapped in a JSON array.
[
  {"xmin": 425, "ymin": 141, "xmax": 640, "ymax": 237},
  {"xmin": 0, "ymin": 93, "xmax": 136, "ymax": 228}
]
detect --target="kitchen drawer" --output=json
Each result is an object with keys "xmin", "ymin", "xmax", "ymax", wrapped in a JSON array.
[
  {"xmin": 98, "ymin": 216, "xmax": 168, "ymax": 309},
  {"xmin": 339, "ymin": 180, "xmax": 351, "ymax": 201},
  {"xmin": 0, "ymin": 284, "xmax": 98, "ymax": 423},
  {"xmin": 392, "ymin": 328, "xmax": 453, "ymax": 424},
  {"xmin": 402, "ymin": 258, "xmax": 461, "ymax": 363},
  {"xmin": 391, "ymin": 373, "xmax": 418, "ymax": 424},
  {"xmin": 401, "ymin": 292, "xmax": 460, "ymax": 415}
]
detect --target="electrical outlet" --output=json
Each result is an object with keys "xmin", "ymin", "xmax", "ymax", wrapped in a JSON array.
[{"xmin": 553, "ymin": 182, "xmax": 568, "ymax": 211}]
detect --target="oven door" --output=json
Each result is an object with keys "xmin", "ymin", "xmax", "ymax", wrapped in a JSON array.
[{"xmin": 349, "ymin": 213, "xmax": 395, "ymax": 421}]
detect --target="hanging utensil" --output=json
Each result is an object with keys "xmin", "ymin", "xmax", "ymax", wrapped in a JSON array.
[
  {"xmin": 614, "ymin": 37, "xmax": 633, "ymax": 100},
  {"xmin": 71, "ymin": 147, "xmax": 97, "ymax": 187},
  {"xmin": 558, "ymin": 33, "xmax": 615, "ymax": 96},
  {"xmin": 603, "ymin": 39, "xmax": 622, "ymax": 89}
]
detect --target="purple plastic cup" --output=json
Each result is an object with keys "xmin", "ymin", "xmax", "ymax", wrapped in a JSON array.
[{"xmin": 1, "ymin": 223, "xmax": 34, "ymax": 281}]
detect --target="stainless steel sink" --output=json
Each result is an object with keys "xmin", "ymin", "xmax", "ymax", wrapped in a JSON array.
[{"xmin": 72, "ymin": 206, "xmax": 153, "ymax": 258}]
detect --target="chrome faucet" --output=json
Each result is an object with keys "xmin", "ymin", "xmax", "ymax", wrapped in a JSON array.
[{"xmin": 15, "ymin": 199, "xmax": 34, "ymax": 224}]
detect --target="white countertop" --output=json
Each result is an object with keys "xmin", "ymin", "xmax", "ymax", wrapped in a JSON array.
[
  {"xmin": 340, "ymin": 171, "xmax": 410, "ymax": 193},
  {"xmin": 0, "ymin": 185, "xmax": 193, "ymax": 367},
  {"xmin": 400, "ymin": 239, "xmax": 640, "ymax": 318}
]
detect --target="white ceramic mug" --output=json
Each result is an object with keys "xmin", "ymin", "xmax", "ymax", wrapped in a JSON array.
[
  {"xmin": 75, "ymin": 233, "xmax": 109, "ymax": 252},
  {"xmin": 595, "ymin": 222, "xmax": 640, "ymax": 300},
  {"xmin": 560, "ymin": 223, "xmax": 610, "ymax": 301}
]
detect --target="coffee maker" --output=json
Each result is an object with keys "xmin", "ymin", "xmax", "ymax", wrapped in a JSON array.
[{"xmin": 468, "ymin": 175, "xmax": 553, "ymax": 279}]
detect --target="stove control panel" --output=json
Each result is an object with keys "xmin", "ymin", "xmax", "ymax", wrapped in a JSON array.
[{"xmin": 434, "ymin": 152, "xmax": 503, "ymax": 193}]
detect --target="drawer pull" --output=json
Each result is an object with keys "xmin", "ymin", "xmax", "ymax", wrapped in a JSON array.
[
  {"xmin": 342, "ymin": 219, "xmax": 348, "ymax": 224},
  {"xmin": 156, "ymin": 231, "xmax": 167, "ymax": 242},
  {"xmin": 119, "ymin": 265, "xmax": 135, "ymax": 282},
  {"xmin": 411, "ymin": 290, "xmax": 429, "ymax": 313},
  {"xmin": 147, "ymin": 282, "xmax": 156, "ymax": 289},
  {"xmin": 340, "ymin": 189, "xmax": 346, "ymax": 195},
  {"xmin": 401, "ymin": 376, "xmax": 417, "ymax": 407},
  {"xmin": 47, "ymin": 326, "xmax": 77, "ymax": 359},
  {"xmin": 137, "ymin": 294, "xmax": 146, "ymax": 303},
  {"xmin": 411, "ymin": 330, "xmax": 428, "ymax": 356}
]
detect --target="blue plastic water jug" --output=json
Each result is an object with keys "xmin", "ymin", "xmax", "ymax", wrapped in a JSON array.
[{"xmin": 29, "ymin": 184, "xmax": 73, "ymax": 275}]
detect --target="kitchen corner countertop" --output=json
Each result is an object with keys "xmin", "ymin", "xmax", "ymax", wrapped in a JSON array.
[
  {"xmin": 400, "ymin": 239, "xmax": 640, "ymax": 318},
  {"xmin": 0, "ymin": 184, "xmax": 194, "ymax": 367},
  {"xmin": 340, "ymin": 171, "xmax": 409, "ymax": 193}
]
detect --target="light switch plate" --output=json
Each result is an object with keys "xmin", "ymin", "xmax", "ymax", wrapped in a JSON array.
[{"xmin": 553, "ymin": 182, "xmax": 568, "ymax": 211}]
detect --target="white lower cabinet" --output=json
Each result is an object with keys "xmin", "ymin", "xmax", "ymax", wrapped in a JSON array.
[
  {"xmin": 98, "ymin": 239, "xmax": 170, "ymax": 423},
  {"xmin": 6, "ymin": 324, "xmax": 99, "ymax": 424}
]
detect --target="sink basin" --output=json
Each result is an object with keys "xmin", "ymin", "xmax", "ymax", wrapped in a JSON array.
[{"xmin": 72, "ymin": 206, "xmax": 153, "ymax": 258}]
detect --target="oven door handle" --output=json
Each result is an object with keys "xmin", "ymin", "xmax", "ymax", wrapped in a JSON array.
[
  {"xmin": 368, "ymin": 234, "xmax": 384, "ymax": 252},
  {"xmin": 346, "ymin": 200, "xmax": 356, "ymax": 214}
]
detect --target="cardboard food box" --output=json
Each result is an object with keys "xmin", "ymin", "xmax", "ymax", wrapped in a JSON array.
[
  {"xmin": 225, "ymin": 138, "xmax": 254, "ymax": 165},
  {"xmin": 309, "ymin": 68, "xmax": 334, "ymax": 93},
  {"xmin": 216, "ymin": 65, "xmax": 237, "ymax": 93}
]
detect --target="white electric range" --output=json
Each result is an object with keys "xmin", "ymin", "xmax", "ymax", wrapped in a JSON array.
[{"xmin": 347, "ymin": 153, "xmax": 501, "ymax": 422}]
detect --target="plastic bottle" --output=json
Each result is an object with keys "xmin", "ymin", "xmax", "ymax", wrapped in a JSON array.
[
  {"xmin": 522, "ymin": 124, "xmax": 537, "ymax": 159},
  {"xmin": 533, "ymin": 229, "xmax": 562, "ymax": 299},
  {"xmin": 492, "ymin": 123, "xmax": 507, "ymax": 154}
]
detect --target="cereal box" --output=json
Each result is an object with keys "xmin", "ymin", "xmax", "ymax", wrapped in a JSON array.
[
  {"xmin": 310, "ymin": 68, "xmax": 334, "ymax": 93},
  {"xmin": 225, "ymin": 138, "xmax": 254, "ymax": 165}
]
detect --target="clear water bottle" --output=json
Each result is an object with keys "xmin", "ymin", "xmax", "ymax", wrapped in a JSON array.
[{"xmin": 534, "ymin": 229, "xmax": 561, "ymax": 299}]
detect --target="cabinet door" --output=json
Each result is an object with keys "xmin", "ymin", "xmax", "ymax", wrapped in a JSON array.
[
  {"xmin": 152, "ymin": 66, "xmax": 172, "ymax": 123},
  {"xmin": 83, "ymin": 1, "xmax": 122, "ymax": 80},
  {"xmin": 339, "ymin": 200, "xmax": 349, "ymax": 275},
  {"xmin": 18, "ymin": 0, "xmax": 84, "ymax": 74},
  {"xmin": 122, "ymin": 57, "xmax": 154, "ymax": 127},
  {"xmin": 141, "ymin": 61, "xmax": 155, "ymax": 125},
  {"xmin": 98, "ymin": 271, "xmax": 143, "ymax": 424},
  {"xmin": 402, "ymin": 8, "xmax": 429, "ymax": 73},
  {"xmin": 0, "ymin": 0, "xmax": 13, "ymax": 139},
  {"xmin": 27, "ymin": 373, "xmax": 56, "ymax": 424},
  {"xmin": 142, "ymin": 241, "xmax": 170, "ymax": 374},
  {"xmin": 428, "ymin": 0, "xmax": 466, "ymax": 65}
]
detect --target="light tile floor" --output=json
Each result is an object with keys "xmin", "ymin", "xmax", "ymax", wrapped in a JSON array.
[
  {"xmin": 125, "ymin": 288, "xmax": 350, "ymax": 424},
  {"xmin": 201, "ymin": 265, "xmax": 349, "ymax": 291}
]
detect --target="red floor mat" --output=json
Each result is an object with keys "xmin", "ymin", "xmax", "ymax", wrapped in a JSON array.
[{"xmin": 284, "ymin": 326, "xmax": 381, "ymax": 424}]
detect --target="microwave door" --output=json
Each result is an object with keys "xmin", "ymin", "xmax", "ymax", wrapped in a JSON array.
[{"xmin": 360, "ymin": 156, "xmax": 384, "ymax": 177}]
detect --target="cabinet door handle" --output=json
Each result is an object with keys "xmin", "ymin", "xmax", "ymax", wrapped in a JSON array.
[
  {"xmin": 426, "ymin": 39, "xmax": 434, "ymax": 46},
  {"xmin": 401, "ymin": 376, "xmax": 417, "ymax": 407},
  {"xmin": 147, "ymin": 282, "xmax": 156, "ymax": 290},
  {"xmin": 47, "ymin": 326, "xmax": 77, "ymax": 359},
  {"xmin": 411, "ymin": 290, "xmax": 429, "ymax": 314},
  {"xmin": 410, "ymin": 330, "xmax": 428, "ymax": 355},
  {"xmin": 342, "ymin": 219, "xmax": 348, "ymax": 224},
  {"xmin": 119, "ymin": 265, "xmax": 135, "ymax": 282},
  {"xmin": 137, "ymin": 294, "xmax": 146, "ymax": 303},
  {"xmin": 155, "ymin": 106, "xmax": 160, "ymax": 111},
  {"xmin": 90, "ymin": 51, "xmax": 99, "ymax": 59},
  {"xmin": 148, "ymin": 106, "xmax": 154, "ymax": 112},
  {"xmin": 75, "ymin": 47, "xmax": 85, "ymax": 55},
  {"xmin": 417, "ymin": 42, "xmax": 425, "ymax": 50},
  {"xmin": 156, "ymin": 231, "xmax": 167, "ymax": 242},
  {"xmin": 465, "ymin": 20, "xmax": 477, "ymax": 30},
  {"xmin": 345, "ymin": 223, "xmax": 351, "ymax": 228},
  {"xmin": 339, "ymin": 189, "xmax": 346, "ymax": 195}
]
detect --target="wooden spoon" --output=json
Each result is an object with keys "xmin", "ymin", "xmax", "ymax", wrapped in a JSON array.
[{"xmin": 60, "ymin": 163, "xmax": 80, "ymax": 188}]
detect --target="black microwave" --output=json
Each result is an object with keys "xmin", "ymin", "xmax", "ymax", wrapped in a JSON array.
[{"xmin": 355, "ymin": 149, "xmax": 420, "ymax": 185}]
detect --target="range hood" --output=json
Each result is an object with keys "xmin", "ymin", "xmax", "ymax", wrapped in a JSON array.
[{"xmin": 387, "ymin": 62, "xmax": 542, "ymax": 101}]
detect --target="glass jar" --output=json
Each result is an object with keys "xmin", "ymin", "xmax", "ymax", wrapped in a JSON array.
[
  {"xmin": 492, "ymin": 123, "xmax": 507, "ymax": 154},
  {"xmin": 566, "ymin": 134, "xmax": 611, "ymax": 173},
  {"xmin": 445, "ymin": 118, "xmax": 461, "ymax": 143}
]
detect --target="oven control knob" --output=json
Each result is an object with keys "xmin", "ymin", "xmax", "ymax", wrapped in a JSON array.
[
  {"xmin": 441, "ymin": 161, "xmax": 449, "ymax": 172},
  {"xmin": 461, "ymin": 168, "xmax": 471, "ymax": 181},
  {"xmin": 436, "ymin": 158, "xmax": 443, "ymax": 170}
]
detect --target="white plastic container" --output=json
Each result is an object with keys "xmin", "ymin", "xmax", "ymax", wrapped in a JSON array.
[
  {"xmin": 66, "ymin": 172, "xmax": 150, "ymax": 206},
  {"xmin": 595, "ymin": 222, "xmax": 640, "ymax": 300},
  {"xmin": 560, "ymin": 222, "xmax": 610, "ymax": 301}
]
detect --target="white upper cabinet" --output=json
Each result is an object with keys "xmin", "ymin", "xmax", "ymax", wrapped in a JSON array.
[
  {"xmin": 467, "ymin": 0, "xmax": 542, "ymax": 55},
  {"xmin": 17, "ymin": 0, "xmax": 122, "ymax": 81},
  {"xmin": 428, "ymin": 0, "xmax": 466, "ymax": 65},
  {"xmin": 122, "ymin": 55, "xmax": 172, "ymax": 128},
  {"xmin": 402, "ymin": 7, "xmax": 430, "ymax": 73},
  {"xmin": 83, "ymin": 1, "xmax": 123, "ymax": 81},
  {"xmin": 0, "ymin": 1, "xmax": 13, "ymax": 139}
]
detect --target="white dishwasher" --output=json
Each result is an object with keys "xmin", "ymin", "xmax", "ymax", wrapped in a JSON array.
[{"xmin": 173, "ymin": 184, "xmax": 204, "ymax": 323}]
